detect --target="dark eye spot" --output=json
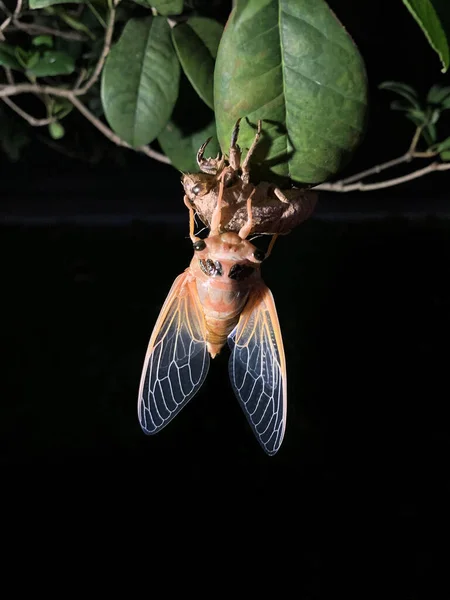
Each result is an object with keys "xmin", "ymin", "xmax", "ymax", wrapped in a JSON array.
[
  {"xmin": 199, "ymin": 259, "xmax": 223, "ymax": 277},
  {"xmin": 192, "ymin": 184, "xmax": 202, "ymax": 195},
  {"xmin": 229, "ymin": 264, "xmax": 255, "ymax": 281},
  {"xmin": 193, "ymin": 240, "xmax": 206, "ymax": 251},
  {"xmin": 253, "ymin": 249, "xmax": 265, "ymax": 262}
]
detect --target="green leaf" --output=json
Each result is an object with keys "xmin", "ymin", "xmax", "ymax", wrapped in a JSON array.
[
  {"xmin": 431, "ymin": 136, "xmax": 450, "ymax": 151},
  {"xmin": 402, "ymin": 0, "xmax": 449, "ymax": 73},
  {"xmin": 149, "ymin": 0, "xmax": 183, "ymax": 15},
  {"xmin": 101, "ymin": 16, "xmax": 180, "ymax": 147},
  {"xmin": 214, "ymin": 0, "xmax": 368, "ymax": 185},
  {"xmin": 379, "ymin": 81, "xmax": 421, "ymax": 108},
  {"xmin": 427, "ymin": 84, "xmax": 450, "ymax": 104},
  {"xmin": 439, "ymin": 150, "xmax": 450, "ymax": 160},
  {"xmin": 158, "ymin": 119, "xmax": 220, "ymax": 172},
  {"xmin": 172, "ymin": 18, "xmax": 223, "ymax": 109},
  {"xmin": 27, "ymin": 50, "xmax": 75, "ymax": 77},
  {"xmin": 29, "ymin": 0, "xmax": 84, "ymax": 8},
  {"xmin": 390, "ymin": 100, "xmax": 414, "ymax": 112},
  {"xmin": 49, "ymin": 121, "xmax": 65, "ymax": 140},
  {"xmin": 32, "ymin": 35, "xmax": 54, "ymax": 48},
  {"xmin": 406, "ymin": 112, "xmax": 426, "ymax": 127},
  {"xmin": 423, "ymin": 122, "xmax": 437, "ymax": 144},
  {"xmin": 0, "ymin": 43, "xmax": 22, "ymax": 70}
]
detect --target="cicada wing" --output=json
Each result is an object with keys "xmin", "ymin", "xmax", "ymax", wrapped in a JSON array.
[
  {"xmin": 138, "ymin": 272, "xmax": 210, "ymax": 435},
  {"xmin": 228, "ymin": 285, "xmax": 287, "ymax": 456}
]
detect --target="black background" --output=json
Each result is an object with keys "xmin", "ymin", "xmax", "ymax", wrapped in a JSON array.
[{"xmin": 1, "ymin": 1, "xmax": 449, "ymax": 580}]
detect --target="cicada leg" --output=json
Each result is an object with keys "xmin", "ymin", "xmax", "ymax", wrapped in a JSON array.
[
  {"xmin": 197, "ymin": 137, "xmax": 220, "ymax": 174},
  {"xmin": 238, "ymin": 188, "xmax": 257, "ymax": 240},
  {"xmin": 241, "ymin": 120, "xmax": 262, "ymax": 185},
  {"xmin": 265, "ymin": 233, "xmax": 279, "ymax": 258},
  {"xmin": 229, "ymin": 118, "xmax": 242, "ymax": 171},
  {"xmin": 210, "ymin": 171, "xmax": 226, "ymax": 235},
  {"xmin": 183, "ymin": 194, "xmax": 201, "ymax": 243}
]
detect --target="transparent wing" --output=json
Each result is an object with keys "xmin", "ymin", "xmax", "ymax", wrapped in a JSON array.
[
  {"xmin": 138, "ymin": 272, "xmax": 210, "ymax": 434},
  {"xmin": 228, "ymin": 285, "xmax": 287, "ymax": 455}
]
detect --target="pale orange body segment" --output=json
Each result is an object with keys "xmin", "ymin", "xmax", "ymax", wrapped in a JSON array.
[{"xmin": 187, "ymin": 230, "xmax": 262, "ymax": 357}]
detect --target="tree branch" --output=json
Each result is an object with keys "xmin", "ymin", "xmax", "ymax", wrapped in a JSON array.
[
  {"xmin": 315, "ymin": 161, "xmax": 450, "ymax": 192},
  {"xmin": 68, "ymin": 95, "xmax": 171, "ymax": 163},
  {"xmin": 9, "ymin": 21, "xmax": 88, "ymax": 41},
  {"xmin": 1, "ymin": 96, "xmax": 57, "ymax": 125}
]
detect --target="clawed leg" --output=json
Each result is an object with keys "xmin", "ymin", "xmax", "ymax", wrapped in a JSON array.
[
  {"xmin": 183, "ymin": 195, "xmax": 200, "ymax": 243},
  {"xmin": 210, "ymin": 171, "xmax": 226, "ymax": 235},
  {"xmin": 229, "ymin": 118, "xmax": 242, "ymax": 171},
  {"xmin": 241, "ymin": 120, "xmax": 262, "ymax": 185},
  {"xmin": 197, "ymin": 137, "xmax": 220, "ymax": 174},
  {"xmin": 265, "ymin": 233, "xmax": 279, "ymax": 258},
  {"xmin": 238, "ymin": 188, "xmax": 256, "ymax": 240}
]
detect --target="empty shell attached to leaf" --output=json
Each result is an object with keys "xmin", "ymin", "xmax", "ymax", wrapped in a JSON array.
[{"xmin": 182, "ymin": 119, "xmax": 318, "ymax": 237}]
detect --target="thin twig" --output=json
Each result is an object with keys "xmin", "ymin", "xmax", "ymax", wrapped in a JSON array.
[
  {"xmin": 315, "ymin": 162, "xmax": 450, "ymax": 192},
  {"xmin": 69, "ymin": 95, "xmax": 171, "ymax": 163},
  {"xmin": 75, "ymin": 0, "xmax": 119, "ymax": 95},
  {"xmin": 1, "ymin": 96, "xmax": 57, "ymax": 126},
  {"xmin": 9, "ymin": 21, "xmax": 88, "ymax": 41}
]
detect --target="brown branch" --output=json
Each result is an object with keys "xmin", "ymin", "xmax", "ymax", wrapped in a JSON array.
[
  {"xmin": 69, "ymin": 95, "xmax": 170, "ymax": 163},
  {"xmin": 9, "ymin": 21, "xmax": 88, "ymax": 41},
  {"xmin": 74, "ymin": 0, "xmax": 119, "ymax": 95},
  {"xmin": 1, "ymin": 96, "xmax": 57, "ymax": 126},
  {"xmin": 315, "ymin": 161, "xmax": 450, "ymax": 192}
]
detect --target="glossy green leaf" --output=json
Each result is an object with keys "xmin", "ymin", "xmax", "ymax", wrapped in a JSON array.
[
  {"xmin": 214, "ymin": 0, "xmax": 368, "ymax": 185},
  {"xmin": 158, "ymin": 119, "xmax": 220, "ymax": 172},
  {"xmin": 402, "ymin": 0, "xmax": 449, "ymax": 73},
  {"xmin": 0, "ymin": 43, "xmax": 22, "ymax": 70},
  {"xmin": 101, "ymin": 16, "xmax": 180, "ymax": 147},
  {"xmin": 172, "ymin": 18, "xmax": 223, "ymax": 109},
  {"xmin": 440, "ymin": 150, "xmax": 450, "ymax": 160},
  {"xmin": 29, "ymin": 0, "xmax": 84, "ymax": 7},
  {"xmin": 27, "ymin": 50, "xmax": 75, "ymax": 77},
  {"xmin": 149, "ymin": 0, "xmax": 183, "ymax": 15}
]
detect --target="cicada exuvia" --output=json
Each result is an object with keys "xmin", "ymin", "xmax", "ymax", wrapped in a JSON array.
[{"xmin": 137, "ymin": 162, "xmax": 287, "ymax": 456}]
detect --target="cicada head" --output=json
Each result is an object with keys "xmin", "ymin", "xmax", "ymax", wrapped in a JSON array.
[{"xmin": 190, "ymin": 231, "xmax": 265, "ymax": 284}]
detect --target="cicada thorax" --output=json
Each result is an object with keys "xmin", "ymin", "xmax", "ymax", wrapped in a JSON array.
[{"xmin": 189, "ymin": 231, "xmax": 263, "ymax": 357}]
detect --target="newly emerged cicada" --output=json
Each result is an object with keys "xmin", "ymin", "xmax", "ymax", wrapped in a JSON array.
[{"xmin": 137, "ymin": 156, "xmax": 287, "ymax": 456}]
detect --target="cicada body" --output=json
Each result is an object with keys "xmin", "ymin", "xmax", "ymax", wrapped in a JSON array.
[{"xmin": 138, "ymin": 150, "xmax": 287, "ymax": 456}]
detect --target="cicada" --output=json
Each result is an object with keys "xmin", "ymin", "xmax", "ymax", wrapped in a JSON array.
[{"xmin": 137, "ymin": 153, "xmax": 287, "ymax": 456}]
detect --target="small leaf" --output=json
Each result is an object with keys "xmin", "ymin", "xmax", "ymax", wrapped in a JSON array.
[
  {"xmin": 406, "ymin": 113, "xmax": 426, "ymax": 127},
  {"xmin": 439, "ymin": 150, "xmax": 450, "ymax": 160},
  {"xmin": 427, "ymin": 84, "xmax": 450, "ymax": 104},
  {"xmin": 402, "ymin": 0, "xmax": 449, "ymax": 73},
  {"xmin": 158, "ymin": 119, "xmax": 220, "ymax": 172},
  {"xmin": 15, "ymin": 47, "xmax": 31, "ymax": 69},
  {"xmin": 423, "ymin": 122, "xmax": 437, "ymax": 145},
  {"xmin": 379, "ymin": 81, "xmax": 421, "ymax": 108},
  {"xmin": 32, "ymin": 35, "xmax": 54, "ymax": 48},
  {"xmin": 390, "ymin": 100, "xmax": 414, "ymax": 111},
  {"xmin": 214, "ymin": 0, "xmax": 368, "ymax": 185},
  {"xmin": 49, "ymin": 121, "xmax": 65, "ymax": 140},
  {"xmin": 101, "ymin": 16, "xmax": 180, "ymax": 147},
  {"xmin": 431, "ymin": 136, "xmax": 450, "ymax": 152},
  {"xmin": 172, "ymin": 18, "xmax": 223, "ymax": 109},
  {"xmin": 149, "ymin": 0, "xmax": 183, "ymax": 15},
  {"xmin": 27, "ymin": 51, "xmax": 41, "ymax": 70},
  {"xmin": 0, "ymin": 43, "xmax": 22, "ymax": 70},
  {"xmin": 27, "ymin": 50, "xmax": 75, "ymax": 77},
  {"xmin": 29, "ymin": 0, "xmax": 84, "ymax": 7}
]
